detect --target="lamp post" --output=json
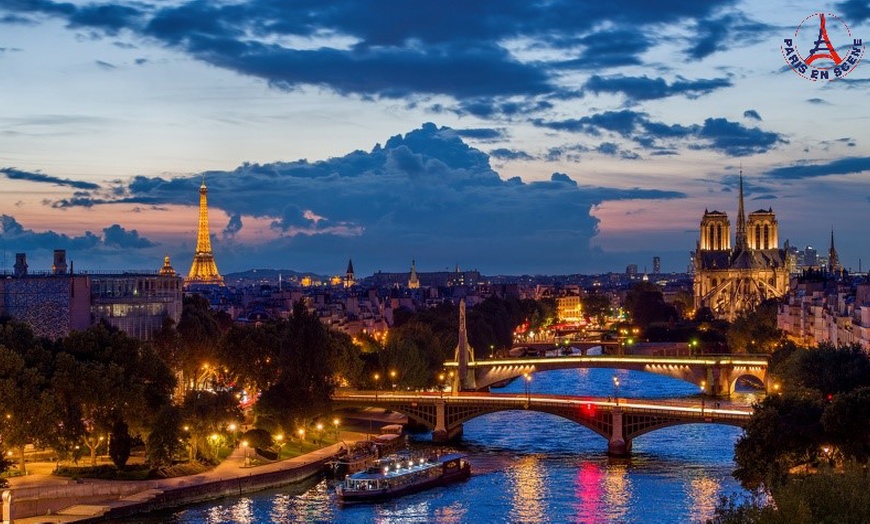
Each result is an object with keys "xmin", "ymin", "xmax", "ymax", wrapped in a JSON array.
[
  {"xmin": 524, "ymin": 373, "xmax": 532, "ymax": 406},
  {"xmin": 390, "ymin": 370, "xmax": 397, "ymax": 391},
  {"xmin": 275, "ymin": 434, "xmax": 284, "ymax": 457},
  {"xmin": 298, "ymin": 428, "xmax": 305, "ymax": 452},
  {"xmin": 613, "ymin": 375, "xmax": 620, "ymax": 406},
  {"xmin": 439, "ymin": 373, "xmax": 445, "ymax": 399},
  {"xmin": 241, "ymin": 440, "xmax": 249, "ymax": 467},
  {"xmin": 316, "ymin": 422, "xmax": 324, "ymax": 445},
  {"xmin": 373, "ymin": 372, "xmax": 381, "ymax": 400},
  {"xmin": 333, "ymin": 418, "xmax": 340, "ymax": 441}
]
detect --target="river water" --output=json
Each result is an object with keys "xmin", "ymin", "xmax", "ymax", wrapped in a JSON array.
[{"xmin": 132, "ymin": 368, "xmax": 757, "ymax": 523}]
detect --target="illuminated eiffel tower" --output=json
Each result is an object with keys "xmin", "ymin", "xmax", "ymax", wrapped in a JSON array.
[{"xmin": 186, "ymin": 177, "xmax": 224, "ymax": 286}]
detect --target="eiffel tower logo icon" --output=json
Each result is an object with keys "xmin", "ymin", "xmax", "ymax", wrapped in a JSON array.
[{"xmin": 805, "ymin": 14, "xmax": 843, "ymax": 65}]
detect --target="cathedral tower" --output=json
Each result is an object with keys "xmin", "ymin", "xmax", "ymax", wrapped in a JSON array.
[
  {"xmin": 186, "ymin": 177, "xmax": 224, "ymax": 286},
  {"xmin": 344, "ymin": 258, "xmax": 355, "ymax": 288},
  {"xmin": 828, "ymin": 229, "xmax": 840, "ymax": 273},
  {"xmin": 408, "ymin": 259, "xmax": 420, "ymax": 289},
  {"xmin": 699, "ymin": 210, "xmax": 731, "ymax": 251}
]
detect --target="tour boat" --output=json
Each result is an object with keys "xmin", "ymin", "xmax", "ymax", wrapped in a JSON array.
[{"xmin": 336, "ymin": 451, "xmax": 471, "ymax": 504}]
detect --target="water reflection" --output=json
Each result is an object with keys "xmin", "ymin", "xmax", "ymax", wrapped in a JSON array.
[
  {"xmin": 508, "ymin": 455, "xmax": 547, "ymax": 523},
  {"xmin": 687, "ymin": 476, "xmax": 721, "ymax": 523}
]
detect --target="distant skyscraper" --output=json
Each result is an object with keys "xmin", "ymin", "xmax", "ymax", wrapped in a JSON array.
[
  {"xmin": 625, "ymin": 264, "xmax": 638, "ymax": 277},
  {"xmin": 804, "ymin": 245, "xmax": 818, "ymax": 268},
  {"xmin": 652, "ymin": 256, "xmax": 661, "ymax": 274},
  {"xmin": 187, "ymin": 177, "xmax": 224, "ymax": 286}
]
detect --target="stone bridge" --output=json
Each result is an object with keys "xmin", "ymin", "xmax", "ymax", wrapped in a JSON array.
[
  {"xmin": 332, "ymin": 391, "xmax": 751, "ymax": 457},
  {"xmin": 445, "ymin": 355, "xmax": 770, "ymax": 397}
]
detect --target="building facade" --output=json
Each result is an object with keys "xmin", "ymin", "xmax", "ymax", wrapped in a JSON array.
[
  {"xmin": 1, "ymin": 251, "xmax": 183, "ymax": 341},
  {"xmin": 693, "ymin": 175, "xmax": 789, "ymax": 320}
]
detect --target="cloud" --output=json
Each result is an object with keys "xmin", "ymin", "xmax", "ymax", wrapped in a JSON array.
[
  {"xmin": 95, "ymin": 60, "xmax": 116, "ymax": 70},
  {"xmin": 1, "ymin": 167, "xmax": 101, "ymax": 190},
  {"xmin": 1, "ymin": 0, "xmax": 745, "ymax": 104},
  {"xmin": 837, "ymin": 0, "xmax": 870, "ymax": 23},
  {"xmin": 61, "ymin": 123, "xmax": 686, "ymax": 273},
  {"xmin": 806, "ymin": 98, "xmax": 830, "ymax": 105},
  {"xmin": 584, "ymin": 75, "xmax": 732, "ymax": 100},
  {"xmin": 765, "ymin": 157, "xmax": 870, "ymax": 180},
  {"xmin": 596, "ymin": 142, "xmax": 640, "ymax": 160},
  {"xmin": 696, "ymin": 117, "xmax": 783, "ymax": 157},
  {"xmin": 101, "ymin": 224, "xmax": 156, "ymax": 248},
  {"xmin": 454, "ymin": 128, "xmax": 507, "ymax": 140},
  {"xmin": 533, "ymin": 112, "xmax": 783, "ymax": 157},
  {"xmin": 743, "ymin": 109, "xmax": 761, "ymax": 121},
  {"xmin": 1, "ymin": 214, "xmax": 100, "ymax": 252},
  {"xmin": 687, "ymin": 13, "xmax": 773, "ymax": 60},
  {"xmin": 489, "ymin": 148, "xmax": 534, "ymax": 161},
  {"xmin": 223, "ymin": 213, "xmax": 242, "ymax": 238}
]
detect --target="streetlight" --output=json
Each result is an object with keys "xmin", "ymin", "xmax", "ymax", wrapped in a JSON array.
[
  {"xmin": 613, "ymin": 375, "xmax": 620, "ymax": 406},
  {"xmin": 439, "ymin": 373, "xmax": 446, "ymax": 399},
  {"xmin": 524, "ymin": 373, "xmax": 532, "ymax": 405},
  {"xmin": 390, "ymin": 370, "xmax": 397, "ymax": 391},
  {"xmin": 275, "ymin": 434, "xmax": 284, "ymax": 456},
  {"xmin": 373, "ymin": 372, "xmax": 381, "ymax": 400},
  {"xmin": 316, "ymin": 422, "xmax": 324, "ymax": 445},
  {"xmin": 333, "ymin": 418, "xmax": 340, "ymax": 441},
  {"xmin": 298, "ymin": 428, "xmax": 306, "ymax": 452},
  {"xmin": 241, "ymin": 440, "xmax": 249, "ymax": 467}
]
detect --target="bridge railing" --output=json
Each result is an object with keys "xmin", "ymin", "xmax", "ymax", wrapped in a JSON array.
[{"xmin": 332, "ymin": 390, "xmax": 753, "ymax": 420}]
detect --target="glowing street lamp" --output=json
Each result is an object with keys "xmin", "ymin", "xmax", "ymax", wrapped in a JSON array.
[
  {"xmin": 316, "ymin": 422, "xmax": 324, "ymax": 445},
  {"xmin": 524, "ymin": 373, "xmax": 532, "ymax": 405},
  {"xmin": 390, "ymin": 370, "xmax": 397, "ymax": 390},
  {"xmin": 373, "ymin": 372, "xmax": 381, "ymax": 400},
  {"xmin": 333, "ymin": 418, "xmax": 340, "ymax": 440},
  {"xmin": 439, "ymin": 373, "xmax": 446, "ymax": 399},
  {"xmin": 613, "ymin": 375, "xmax": 620, "ymax": 406},
  {"xmin": 298, "ymin": 428, "xmax": 305, "ymax": 452},
  {"xmin": 241, "ymin": 440, "xmax": 249, "ymax": 467}
]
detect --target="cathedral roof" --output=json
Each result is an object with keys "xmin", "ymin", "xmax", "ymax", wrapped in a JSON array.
[{"xmin": 696, "ymin": 248, "xmax": 786, "ymax": 271}]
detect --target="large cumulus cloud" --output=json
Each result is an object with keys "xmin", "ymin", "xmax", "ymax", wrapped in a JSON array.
[{"xmin": 52, "ymin": 123, "xmax": 684, "ymax": 273}]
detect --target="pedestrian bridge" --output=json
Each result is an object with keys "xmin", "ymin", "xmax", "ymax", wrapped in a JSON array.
[
  {"xmin": 444, "ymin": 355, "xmax": 770, "ymax": 397},
  {"xmin": 332, "ymin": 391, "xmax": 751, "ymax": 457}
]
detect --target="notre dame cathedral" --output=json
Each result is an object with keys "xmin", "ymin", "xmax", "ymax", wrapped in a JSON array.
[{"xmin": 693, "ymin": 174, "xmax": 789, "ymax": 320}]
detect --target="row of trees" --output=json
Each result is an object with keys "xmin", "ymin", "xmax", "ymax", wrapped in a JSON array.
[{"xmin": 715, "ymin": 343, "xmax": 870, "ymax": 523}]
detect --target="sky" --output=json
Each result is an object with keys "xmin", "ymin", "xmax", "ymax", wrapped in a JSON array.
[{"xmin": 1, "ymin": 0, "xmax": 869, "ymax": 277}]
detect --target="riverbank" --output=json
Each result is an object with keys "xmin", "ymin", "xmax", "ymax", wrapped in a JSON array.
[{"xmin": 3, "ymin": 410, "xmax": 408, "ymax": 523}]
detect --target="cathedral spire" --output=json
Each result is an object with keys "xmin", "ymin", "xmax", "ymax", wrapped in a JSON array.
[
  {"xmin": 828, "ymin": 229, "xmax": 840, "ymax": 273},
  {"xmin": 408, "ymin": 259, "xmax": 420, "ymax": 289},
  {"xmin": 735, "ymin": 170, "xmax": 747, "ymax": 251},
  {"xmin": 187, "ymin": 176, "xmax": 224, "ymax": 286}
]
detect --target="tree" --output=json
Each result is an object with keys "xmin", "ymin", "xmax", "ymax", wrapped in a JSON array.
[
  {"xmin": 176, "ymin": 295, "xmax": 224, "ymax": 392},
  {"xmin": 581, "ymin": 293, "xmax": 612, "ymax": 325},
  {"xmin": 776, "ymin": 343, "xmax": 870, "ymax": 398},
  {"xmin": 108, "ymin": 419, "xmax": 132, "ymax": 470},
  {"xmin": 380, "ymin": 321, "xmax": 437, "ymax": 389},
  {"xmin": 821, "ymin": 386, "xmax": 870, "ymax": 462},
  {"xmin": 733, "ymin": 393, "xmax": 825, "ymax": 490},
  {"xmin": 146, "ymin": 405, "xmax": 184, "ymax": 468},
  {"xmin": 180, "ymin": 390, "xmax": 242, "ymax": 462},
  {"xmin": 0, "ymin": 345, "xmax": 55, "ymax": 474},
  {"xmin": 726, "ymin": 300, "xmax": 783, "ymax": 354}
]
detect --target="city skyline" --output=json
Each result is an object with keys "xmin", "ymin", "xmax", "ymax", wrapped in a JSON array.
[{"xmin": 1, "ymin": 1, "xmax": 869, "ymax": 275}]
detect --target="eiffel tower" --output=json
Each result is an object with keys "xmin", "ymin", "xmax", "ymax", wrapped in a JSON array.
[{"xmin": 186, "ymin": 177, "xmax": 224, "ymax": 286}]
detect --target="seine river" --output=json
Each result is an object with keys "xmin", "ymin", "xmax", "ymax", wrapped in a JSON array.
[{"xmin": 132, "ymin": 368, "xmax": 758, "ymax": 523}]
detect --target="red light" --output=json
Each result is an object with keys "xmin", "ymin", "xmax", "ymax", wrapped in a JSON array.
[{"xmin": 581, "ymin": 403, "xmax": 596, "ymax": 417}]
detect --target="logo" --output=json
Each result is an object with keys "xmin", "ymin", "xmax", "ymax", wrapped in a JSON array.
[{"xmin": 782, "ymin": 13, "xmax": 864, "ymax": 81}]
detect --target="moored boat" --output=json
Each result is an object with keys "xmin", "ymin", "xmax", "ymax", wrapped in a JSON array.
[{"xmin": 336, "ymin": 451, "xmax": 471, "ymax": 504}]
